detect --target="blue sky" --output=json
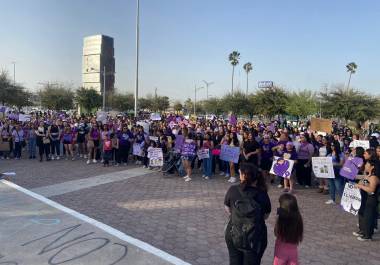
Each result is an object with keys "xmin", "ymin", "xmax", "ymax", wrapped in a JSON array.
[{"xmin": 0, "ymin": 0, "xmax": 379, "ymax": 100}]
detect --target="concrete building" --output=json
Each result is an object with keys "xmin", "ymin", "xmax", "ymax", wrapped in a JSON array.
[{"xmin": 82, "ymin": 35, "xmax": 115, "ymax": 95}]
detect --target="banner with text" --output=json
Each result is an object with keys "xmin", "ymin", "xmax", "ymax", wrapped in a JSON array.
[
  {"xmin": 220, "ymin": 145, "xmax": 240, "ymax": 163},
  {"xmin": 341, "ymin": 182, "xmax": 361, "ymax": 216},
  {"xmin": 312, "ymin": 157, "xmax": 335, "ymax": 178}
]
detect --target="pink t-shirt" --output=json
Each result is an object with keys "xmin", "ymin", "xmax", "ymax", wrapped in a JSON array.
[{"xmin": 273, "ymin": 239, "xmax": 299, "ymax": 265}]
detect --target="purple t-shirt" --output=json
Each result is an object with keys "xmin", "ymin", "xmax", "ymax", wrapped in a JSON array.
[{"xmin": 261, "ymin": 142, "xmax": 275, "ymax": 160}]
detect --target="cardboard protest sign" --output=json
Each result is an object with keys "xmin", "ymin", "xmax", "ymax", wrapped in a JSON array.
[
  {"xmin": 312, "ymin": 157, "xmax": 335, "ymax": 178},
  {"xmin": 349, "ymin": 140, "xmax": 370, "ymax": 150},
  {"xmin": 149, "ymin": 136, "xmax": 159, "ymax": 142},
  {"xmin": 169, "ymin": 121, "xmax": 177, "ymax": 129},
  {"xmin": 340, "ymin": 157, "xmax": 364, "ymax": 180},
  {"xmin": 149, "ymin": 148, "xmax": 163, "ymax": 167},
  {"xmin": 310, "ymin": 118, "xmax": 332, "ymax": 133},
  {"xmin": 132, "ymin": 143, "xmax": 143, "ymax": 156},
  {"xmin": 96, "ymin": 111, "xmax": 107, "ymax": 123},
  {"xmin": 341, "ymin": 182, "xmax": 361, "ymax": 215},
  {"xmin": 270, "ymin": 156, "xmax": 295, "ymax": 179},
  {"xmin": 150, "ymin": 113, "xmax": 161, "ymax": 121},
  {"xmin": 197, "ymin": 149, "xmax": 210, "ymax": 160},
  {"xmin": 220, "ymin": 145, "xmax": 240, "ymax": 163},
  {"xmin": 18, "ymin": 114, "xmax": 31, "ymax": 122},
  {"xmin": 174, "ymin": 135, "xmax": 184, "ymax": 151},
  {"xmin": 182, "ymin": 142, "xmax": 196, "ymax": 156}
]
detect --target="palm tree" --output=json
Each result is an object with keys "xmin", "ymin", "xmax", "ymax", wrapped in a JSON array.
[
  {"xmin": 229, "ymin": 51, "xmax": 240, "ymax": 93},
  {"xmin": 243, "ymin": 62, "xmax": 253, "ymax": 95},
  {"xmin": 346, "ymin": 62, "xmax": 357, "ymax": 90}
]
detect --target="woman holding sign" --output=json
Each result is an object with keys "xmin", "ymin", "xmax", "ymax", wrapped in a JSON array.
[
  {"xmin": 325, "ymin": 142, "xmax": 345, "ymax": 205},
  {"xmin": 354, "ymin": 160, "xmax": 380, "ymax": 241}
]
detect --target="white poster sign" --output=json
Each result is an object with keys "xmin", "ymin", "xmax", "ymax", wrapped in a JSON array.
[
  {"xmin": 18, "ymin": 114, "xmax": 31, "ymax": 122},
  {"xmin": 341, "ymin": 182, "xmax": 362, "ymax": 216},
  {"xmin": 132, "ymin": 143, "xmax": 143, "ymax": 156},
  {"xmin": 96, "ymin": 111, "xmax": 107, "ymax": 123},
  {"xmin": 270, "ymin": 156, "xmax": 295, "ymax": 179},
  {"xmin": 312, "ymin": 157, "xmax": 335, "ymax": 178},
  {"xmin": 349, "ymin": 140, "xmax": 370, "ymax": 150},
  {"xmin": 197, "ymin": 149, "xmax": 210, "ymax": 160},
  {"xmin": 150, "ymin": 113, "xmax": 161, "ymax": 121},
  {"xmin": 137, "ymin": 121, "xmax": 150, "ymax": 134},
  {"xmin": 149, "ymin": 148, "xmax": 163, "ymax": 167}
]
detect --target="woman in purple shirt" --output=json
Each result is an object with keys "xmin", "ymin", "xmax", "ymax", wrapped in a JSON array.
[{"xmin": 296, "ymin": 133, "xmax": 315, "ymax": 187}]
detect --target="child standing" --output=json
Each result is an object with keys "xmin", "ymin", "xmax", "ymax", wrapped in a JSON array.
[
  {"xmin": 274, "ymin": 193, "xmax": 303, "ymax": 265},
  {"xmin": 103, "ymin": 134, "xmax": 112, "ymax": 167}
]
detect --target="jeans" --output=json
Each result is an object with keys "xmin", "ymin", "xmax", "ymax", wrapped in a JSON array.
[
  {"xmin": 14, "ymin": 142, "xmax": 22, "ymax": 158},
  {"xmin": 28, "ymin": 138, "xmax": 36, "ymax": 157},
  {"xmin": 328, "ymin": 168, "xmax": 344, "ymax": 202},
  {"xmin": 202, "ymin": 152, "xmax": 213, "ymax": 177},
  {"xmin": 51, "ymin": 139, "xmax": 60, "ymax": 156}
]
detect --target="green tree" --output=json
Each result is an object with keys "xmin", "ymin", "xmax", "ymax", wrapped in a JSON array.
[
  {"xmin": 138, "ymin": 97, "xmax": 153, "ymax": 110},
  {"xmin": 221, "ymin": 91, "xmax": 250, "ymax": 116},
  {"xmin": 40, "ymin": 84, "xmax": 74, "ymax": 111},
  {"xmin": 253, "ymin": 87, "xmax": 289, "ymax": 118},
  {"xmin": 321, "ymin": 86, "xmax": 379, "ymax": 129},
  {"xmin": 8, "ymin": 85, "xmax": 33, "ymax": 111},
  {"xmin": 202, "ymin": 97, "xmax": 224, "ymax": 115},
  {"xmin": 151, "ymin": 95, "xmax": 170, "ymax": 112},
  {"xmin": 346, "ymin": 62, "xmax": 357, "ymax": 90},
  {"xmin": 173, "ymin": 101, "xmax": 183, "ymax": 113},
  {"xmin": 229, "ymin": 51, "xmax": 240, "ymax": 93},
  {"xmin": 75, "ymin": 87, "xmax": 102, "ymax": 113},
  {"xmin": 243, "ymin": 62, "xmax": 253, "ymax": 95},
  {"xmin": 112, "ymin": 93, "xmax": 134, "ymax": 111},
  {"xmin": 0, "ymin": 70, "xmax": 12, "ymax": 105},
  {"xmin": 286, "ymin": 90, "xmax": 318, "ymax": 118},
  {"xmin": 183, "ymin": 98, "xmax": 193, "ymax": 114}
]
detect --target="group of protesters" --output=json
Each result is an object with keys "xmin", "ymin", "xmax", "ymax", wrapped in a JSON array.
[{"xmin": 1, "ymin": 111, "xmax": 379, "ymax": 249}]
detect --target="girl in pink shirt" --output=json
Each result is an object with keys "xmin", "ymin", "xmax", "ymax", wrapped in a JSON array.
[{"xmin": 274, "ymin": 193, "xmax": 303, "ymax": 265}]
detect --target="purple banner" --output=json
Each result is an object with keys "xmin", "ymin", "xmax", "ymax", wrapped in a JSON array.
[{"xmin": 181, "ymin": 142, "xmax": 196, "ymax": 156}]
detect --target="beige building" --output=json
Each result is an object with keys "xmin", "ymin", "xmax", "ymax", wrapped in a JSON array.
[{"xmin": 82, "ymin": 35, "xmax": 115, "ymax": 94}]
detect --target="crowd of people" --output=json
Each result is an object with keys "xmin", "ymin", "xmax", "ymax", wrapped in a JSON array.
[{"xmin": 1, "ymin": 111, "xmax": 380, "ymax": 264}]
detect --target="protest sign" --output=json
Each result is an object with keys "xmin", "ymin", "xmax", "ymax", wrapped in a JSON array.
[
  {"xmin": 136, "ymin": 121, "xmax": 150, "ymax": 134},
  {"xmin": 229, "ymin": 115, "xmax": 237, "ymax": 126},
  {"xmin": 149, "ymin": 136, "xmax": 159, "ymax": 142},
  {"xmin": 175, "ymin": 135, "xmax": 184, "ymax": 151},
  {"xmin": 150, "ymin": 113, "xmax": 161, "ymax": 121},
  {"xmin": 220, "ymin": 145, "xmax": 240, "ymax": 163},
  {"xmin": 96, "ymin": 111, "xmax": 107, "ymax": 123},
  {"xmin": 349, "ymin": 140, "xmax": 370, "ymax": 150},
  {"xmin": 270, "ymin": 156, "xmax": 295, "ymax": 179},
  {"xmin": 341, "ymin": 182, "xmax": 361, "ymax": 215},
  {"xmin": 169, "ymin": 121, "xmax": 177, "ymax": 129},
  {"xmin": 149, "ymin": 148, "xmax": 163, "ymax": 167},
  {"xmin": 18, "ymin": 114, "xmax": 31, "ymax": 122},
  {"xmin": 197, "ymin": 149, "xmax": 210, "ymax": 160},
  {"xmin": 310, "ymin": 117, "xmax": 332, "ymax": 133},
  {"xmin": 182, "ymin": 142, "xmax": 196, "ymax": 156},
  {"xmin": 340, "ymin": 157, "xmax": 364, "ymax": 180},
  {"xmin": 132, "ymin": 143, "xmax": 143, "ymax": 156},
  {"xmin": 312, "ymin": 157, "xmax": 335, "ymax": 178}
]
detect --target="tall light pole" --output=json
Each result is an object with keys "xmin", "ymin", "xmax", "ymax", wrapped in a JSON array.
[
  {"xmin": 11, "ymin": 61, "xmax": 16, "ymax": 86},
  {"xmin": 194, "ymin": 85, "xmax": 204, "ymax": 115},
  {"xmin": 134, "ymin": 0, "xmax": 140, "ymax": 117},
  {"xmin": 202, "ymin": 80, "xmax": 214, "ymax": 100}
]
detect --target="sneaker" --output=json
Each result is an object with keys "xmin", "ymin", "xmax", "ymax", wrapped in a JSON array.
[
  {"xmin": 185, "ymin": 177, "xmax": 192, "ymax": 182},
  {"xmin": 93, "ymin": 159, "xmax": 97, "ymax": 163},
  {"xmin": 202, "ymin": 175, "xmax": 206, "ymax": 178},
  {"xmin": 325, "ymin": 200, "xmax": 336, "ymax": 205},
  {"xmin": 56, "ymin": 156, "xmax": 60, "ymax": 160},
  {"xmin": 225, "ymin": 173, "xmax": 230, "ymax": 178},
  {"xmin": 305, "ymin": 185, "xmax": 310, "ymax": 189},
  {"xmin": 228, "ymin": 177, "xmax": 237, "ymax": 183},
  {"xmin": 101, "ymin": 159, "xmax": 104, "ymax": 163},
  {"xmin": 86, "ymin": 160, "xmax": 91, "ymax": 165},
  {"xmin": 277, "ymin": 184, "xmax": 283, "ymax": 188},
  {"xmin": 71, "ymin": 157, "xmax": 75, "ymax": 161},
  {"xmin": 84, "ymin": 155, "xmax": 88, "ymax": 159},
  {"xmin": 123, "ymin": 163, "xmax": 128, "ymax": 166},
  {"xmin": 353, "ymin": 231, "xmax": 364, "ymax": 237},
  {"xmin": 51, "ymin": 156, "xmax": 55, "ymax": 160},
  {"xmin": 80, "ymin": 154, "xmax": 83, "ymax": 158},
  {"xmin": 219, "ymin": 172, "xmax": 225, "ymax": 176},
  {"xmin": 183, "ymin": 175, "xmax": 189, "ymax": 179},
  {"xmin": 205, "ymin": 176, "xmax": 210, "ymax": 180},
  {"xmin": 357, "ymin": 236, "xmax": 371, "ymax": 242}
]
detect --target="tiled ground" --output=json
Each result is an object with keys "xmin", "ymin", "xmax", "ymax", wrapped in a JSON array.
[{"xmin": 1, "ymin": 158, "xmax": 380, "ymax": 265}]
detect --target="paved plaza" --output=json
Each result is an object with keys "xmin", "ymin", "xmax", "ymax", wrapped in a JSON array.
[{"xmin": 1, "ymin": 159, "xmax": 379, "ymax": 265}]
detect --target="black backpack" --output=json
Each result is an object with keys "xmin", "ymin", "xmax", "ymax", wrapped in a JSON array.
[{"xmin": 230, "ymin": 187, "xmax": 264, "ymax": 252}]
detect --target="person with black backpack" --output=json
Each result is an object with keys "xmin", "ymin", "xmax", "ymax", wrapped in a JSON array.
[{"xmin": 224, "ymin": 162, "xmax": 271, "ymax": 265}]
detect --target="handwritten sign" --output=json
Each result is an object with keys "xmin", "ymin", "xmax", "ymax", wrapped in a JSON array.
[
  {"xmin": 349, "ymin": 140, "xmax": 370, "ymax": 150},
  {"xmin": 18, "ymin": 114, "xmax": 31, "ymax": 122},
  {"xmin": 182, "ymin": 142, "xmax": 196, "ymax": 156},
  {"xmin": 132, "ymin": 143, "xmax": 143, "ymax": 156},
  {"xmin": 149, "ymin": 148, "xmax": 163, "ymax": 167},
  {"xmin": 197, "ymin": 149, "xmax": 210, "ymax": 160},
  {"xmin": 220, "ymin": 145, "xmax": 240, "ymax": 163},
  {"xmin": 341, "ymin": 182, "xmax": 362, "ymax": 215},
  {"xmin": 150, "ymin": 113, "xmax": 161, "ymax": 121},
  {"xmin": 312, "ymin": 157, "xmax": 335, "ymax": 178},
  {"xmin": 270, "ymin": 156, "xmax": 295, "ymax": 179},
  {"xmin": 310, "ymin": 117, "xmax": 332, "ymax": 133},
  {"xmin": 136, "ymin": 121, "xmax": 150, "ymax": 134},
  {"xmin": 96, "ymin": 111, "xmax": 107, "ymax": 123},
  {"xmin": 149, "ymin": 136, "xmax": 159, "ymax": 142},
  {"xmin": 340, "ymin": 156, "xmax": 364, "ymax": 180}
]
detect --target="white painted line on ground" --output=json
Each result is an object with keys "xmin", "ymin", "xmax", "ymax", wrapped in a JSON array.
[
  {"xmin": 31, "ymin": 167, "xmax": 151, "ymax": 197},
  {"xmin": 1, "ymin": 180, "xmax": 192, "ymax": 265}
]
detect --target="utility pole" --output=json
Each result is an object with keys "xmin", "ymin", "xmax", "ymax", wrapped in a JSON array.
[
  {"xmin": 155, "ymin": 87, "xmax": 157, "ymax": 98},
  {"xmin": 134, "ymin": 0, "xmax": 140, "ymax": 117},
  {"xmin": 11, "ymin": 61, "xmax": 16, "ymax": 86},
  {"xmin": 194, "ymin": 85, "xmax": 204, "ymax": 115}
]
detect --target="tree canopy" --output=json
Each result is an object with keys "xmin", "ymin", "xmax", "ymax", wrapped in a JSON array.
[{"xmin": 40, "ymin": 84, "xmax": 74, "ymax": 111}]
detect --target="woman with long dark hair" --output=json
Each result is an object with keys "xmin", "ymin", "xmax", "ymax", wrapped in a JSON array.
[
  {"xmin": 224, "ymin": 163, "xmax": 271, "ymax": 265},
  {"xmin": 325, "ymin": 141, "xmax": 345, "ymax": 205}
]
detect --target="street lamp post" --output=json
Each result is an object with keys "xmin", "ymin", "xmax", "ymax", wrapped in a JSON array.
[
  {"xmin": 134, "ymin": 0, "xmax": 140, "ymax": 117},
  {"xmin": 202, "ymin": 80, "xmax": 214, "ymax": 100},
  {"xmin": 11, "ymin": 61, "xmax": 16, "ymax": 86},
  {"xmin": 194, "ymin": 85, "xmax": 204, "ymax": 115}
]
